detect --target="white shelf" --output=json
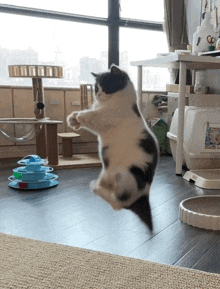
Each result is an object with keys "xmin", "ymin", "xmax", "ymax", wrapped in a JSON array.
[
  {"xmin": 131, "ymin": 53, "xmax": 220, "ymax": 70},
  {"xmin": 168, "ymin": 93, "xmax": 220, "ymax": 97},
  {"xmin": 131, "ymin": 53, "xmax": 220, "ymax": 175}
]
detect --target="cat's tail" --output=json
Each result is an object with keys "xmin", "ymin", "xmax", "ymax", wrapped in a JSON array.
[{"xmin": 126, "ymin": 195, "xmax": 153, "ymax": 231}]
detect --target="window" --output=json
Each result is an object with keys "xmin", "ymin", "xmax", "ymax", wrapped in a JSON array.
[
  {"xmin": 120, "ymin": 0, "xmax": 164, "ymax": 22},
  {"xmin": 0, "ymin": 13, "xmax": 108, "ymax": 87},
  {"xmin": 1, "ymin": 1, "xmax": 108, "ymax": 18},
  {"xmin": 120, "ymin": 28, "xmax": 169, "ymax": 90},
  {"xmin": 0, "ymin": 1, "xmax": 167, "ymax": 89}
]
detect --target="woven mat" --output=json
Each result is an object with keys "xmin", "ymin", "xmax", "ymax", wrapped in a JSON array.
[{"xmin": 1, "ymin": 233, "xmax": 220, "ymax": 289}]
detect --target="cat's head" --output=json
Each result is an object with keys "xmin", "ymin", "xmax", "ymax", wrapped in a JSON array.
[{"xmin": 91, "ymin": 65, "xmax": 130, "ymax": 101}]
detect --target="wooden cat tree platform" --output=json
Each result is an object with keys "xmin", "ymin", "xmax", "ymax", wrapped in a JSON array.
[
  {"xmin": 3, "ymin": 65, "xmax": 101, "ymax": 169},
  {"xmin": 57, "ymin": 84, "xmax": 101, "ymax": 169}
]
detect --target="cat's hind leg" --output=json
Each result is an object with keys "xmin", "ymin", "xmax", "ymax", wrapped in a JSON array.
[
  {"xmin": 94, "ymin": 185, "xmax": 123, "ymax": 210},
  {"xmin": 113, "ymin": 168, "xmax": 140, "ymax": 208},
  {"xmin": 90, "ymin": 180, "xmax": 98, "ymax": 194},
  {"xmin": 90, "ymin": 177, "xmax": 123, "ymax": 210}
]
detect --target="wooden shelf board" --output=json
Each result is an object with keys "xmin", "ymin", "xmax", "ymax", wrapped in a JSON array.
[{"xmin": 51, "ymin": 153, "xmax": 102, "ymax": 170}]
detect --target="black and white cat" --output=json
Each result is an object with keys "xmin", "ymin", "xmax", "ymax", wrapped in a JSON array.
[{"xmin": 67, "ymin": 65, "xmax": 159, "ymax": 230}]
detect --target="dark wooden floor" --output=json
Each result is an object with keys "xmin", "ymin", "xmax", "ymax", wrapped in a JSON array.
[{"xmin": 1, "ymin": 155, "xmax": 220, "ymax": 274}]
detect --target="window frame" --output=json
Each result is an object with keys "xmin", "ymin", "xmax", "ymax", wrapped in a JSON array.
[{"xmin": 0, "ymin": 1, "xmax": 163, "ymax": 67}]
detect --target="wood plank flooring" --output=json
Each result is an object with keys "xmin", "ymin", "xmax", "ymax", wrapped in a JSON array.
[{"xmin": 1, "ymin": 155, "xmax": 220, "ymax": 274}]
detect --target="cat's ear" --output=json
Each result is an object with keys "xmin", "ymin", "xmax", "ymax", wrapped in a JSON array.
[
  {"xmin": 110, "ymin": 64, "xmax": 121, "ymax": 75},
  {"xmin": 91, "ymin": 72, "xmax": 98, "ymax": 78}
]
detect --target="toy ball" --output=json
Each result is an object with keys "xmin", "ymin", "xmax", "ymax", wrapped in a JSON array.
[
  {"xmin": 37, "ymin": 102, "xmax": 45, "ymax": 110},
  {"xmin": 14, "ymin": 172, "xmax": 22, "ymax": 179},
  {"xmin": 29, "ymin": 157, "xmax": 36, "ymax": 162},
  {"xmin": 19, "ymin": 182, "xmax": 28, "ymax": 189}
]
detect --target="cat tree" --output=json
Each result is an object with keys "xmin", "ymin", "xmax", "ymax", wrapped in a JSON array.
[
  {"xmin": 80, "ymin": 84, "xmax": 94, "ymax": 110},
  {"xmin": 58, "ymin": 84, "xmax": 93, "ymax": 158},
  {"xmin": 0, "ymin": 65, "xmax": 63, "ymax": 165},
  {"xmin": 57, "ymin": 84, "xmax": 101, "ymax": 168}
]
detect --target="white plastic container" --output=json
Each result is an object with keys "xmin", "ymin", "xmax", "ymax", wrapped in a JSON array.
[{"xmin": 167, "ymin": 106, "xmax": 220, "ymax": 170}]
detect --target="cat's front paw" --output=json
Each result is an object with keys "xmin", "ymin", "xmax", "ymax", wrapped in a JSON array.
[
  {"xmin": 67, "ymin": 112, "xmax": 80, "ymax": 130},
  {"xmin": 77, "ymin": 112, "xmax": 96, "ymax": 128},
  {"xmin": 90, "ymin": 180, "xmax": 98, "ymax": 194}
]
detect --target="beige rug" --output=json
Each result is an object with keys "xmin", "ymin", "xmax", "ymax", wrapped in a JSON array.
[{"xmin": 0, "ymin": 233, "xmax": 220, "ymax": 289}]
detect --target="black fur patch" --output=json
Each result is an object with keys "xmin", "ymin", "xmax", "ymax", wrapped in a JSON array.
[
  {"xmin": 132, "ymin": 103, "xmax": 141, "ymax": 117},
  {"xmin": 129, "ymin": 165, "xmax": 153, "ymax": 189},
  {"xmin": 95, "ymin": 84, "xmax": 99, "ymax": 94},
  {"xmin": 101, "ymin": 146, "xmax": 109, "ymax": 168},
  {"xmin": 117, "ymin": 191, "xmax": 132, "ymax": 202},
  {"xmin": 95, "ymin": 68, "xmax": 129, "ymax": 95},
  {"xmin": 126, "ymin": 195, "xmax": 153, "ymax": 231},
  {"xmin": 139, "ymin": 129, "xmax": 158, "ymax": 157},
  {"xmin": 130, "ymin": 130, "xmax": 158, "ymax": 189}
]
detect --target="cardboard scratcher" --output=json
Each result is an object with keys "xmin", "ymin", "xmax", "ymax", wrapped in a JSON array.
[{"xmin": 180, "ymin": 196, "xmax": 220, "ymax": 230}]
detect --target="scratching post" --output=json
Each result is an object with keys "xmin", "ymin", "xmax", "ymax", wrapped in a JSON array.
[
  {"xmin": 32, "ymin": 77, "xmax": 45, "ymax": 119},
  {"xmin": 32, "ymin": 77, "xmax": 47, "ymax": 158},
  {"xmin": 8, "ymin": 65, "xmax": 63, "ymax": 165},
  {"xmin": 80, "ymin": 84, "xmax": 93, "ymax": 110}
]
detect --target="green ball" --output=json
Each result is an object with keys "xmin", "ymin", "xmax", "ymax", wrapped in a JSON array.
[{"xmin": 14, "ymin": 172, "xmax": 22, "ymax": 179}]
